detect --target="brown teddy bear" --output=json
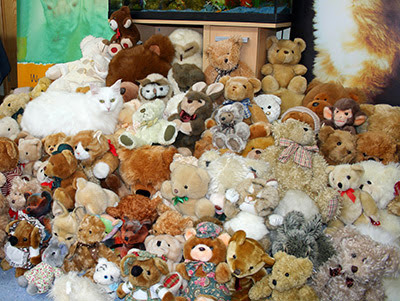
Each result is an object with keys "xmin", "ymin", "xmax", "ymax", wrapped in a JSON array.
[
  {"xmin": 41, "ymin": 132, "xmax": 67, "ymax": 157},
  {"xmin": 104, "ymin": 5, "xmax": 141, "ymax": 56},
  {"xmin": 219, "ymin": 75, "xmax": 270, "ymax": 126},
  {"xmin": 106, "ymin": 34, "xmax": 175, "ymax": 87},
  {"xmin": 44, "ymin": 144, "xmax": 87, "ymax": 210},
  {"xmin": 70, "ymin": 130, "xmax": 119, "ymax": 182},
  {"xmin": 261, "ymin": 36, "xmax": 307, "ymax": 95},
  {"xmin": 117, "ymin": 145, "xmax": 178, "ymax": 197},
  {"xmin": 204, "ymin": 35, "xmax": 254, "ymax": 85},
  {"xmin": 226, "ymin": 230, "xmax": 275, "ymax": 300},
  {"xmin": 318, "ymin": 126, "xmax": 357, "ymax": 165},
  {"xmin": 117, "ymin": 251, "xmax": 175, "ymax": 301},
  {"xmin": 175, "ymin": 221, "xmax": 232, "ymax": 301},
  {"xmin": 280, "ymin": 106, "xmax": 321, "ymax": 133},
  {"xmin": 302, "ymin": 80, "xmax": 368, "ymax": 120},
  {"xmin": 1, "ymin": 219, "xmax": 43, "ymax": 277},
  {"xmin": 168, "ymin": 81, "xmax": 224, "ymax": 154},
  {"xmin": 151, "ymin": 209, "xmax": 194, "ymax": 236},
  {"xmin": 0, "ymin": 93, "xmax": 30, "ymax": 123},
  {"xmin": 249, "ymin": 251, "xmax": 318, "ymax": 301},
  {"xmin": 0, "ymin": 137, "xmax": 22, "ymax": 197},
  {"xmin": 160, "ymin": 161, "xmax": 215, "ymax": 220},
  {"xmin": 358, "ymin": 103, "xmax": 400, "ymax": 142},
  {"xmin": 62, "ymin": 214, "xmax": 120, "ymax": 278},
  {"xmin": 241, "ymin": 136, "xmax": 275, "ymax": 159},
  {"xmin": 356, "ymin": 131, "xmax": 400, "ymax": 164},
  {"xmin": 0, "ymin": 190, "xmax": 9, "ymax": 259}
]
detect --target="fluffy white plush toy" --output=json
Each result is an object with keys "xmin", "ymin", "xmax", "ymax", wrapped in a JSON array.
[
  {"xmin": 0, "ymin": 117, "xmax": 20, "ymax": 140},
  {"xmin": 254, "ymin": 94, "xmax": 282, "ymax": 123},
  {"xmin": 168, "ymin": 28, "xmax": 203, "ymax": 69},
  {"xmin": 118, "ymin": 99, "xmax": 178, "ymax": 149},
  {"xmin": 46, "ymin": 35, "xmax": 112, "ymax": 92},
  {"xmin": 93, "ymin": 258, "xmax": 121, "ymax": 301}
]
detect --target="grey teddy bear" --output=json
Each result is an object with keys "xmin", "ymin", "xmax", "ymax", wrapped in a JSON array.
[
  {"xmin": 210, "ymin": 102, "xmax": 250, "ymax": 152},
  {"xmin": 17, "ymin": 237, "xmax": 68, "ymax": 295},
  {"xmin": 270, "ymin": 211, "xmax": 336, "ymax": 269}
]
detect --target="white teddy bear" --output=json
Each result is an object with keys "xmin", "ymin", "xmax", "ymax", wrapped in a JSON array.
[
  {"xmin": 93, "ymin": 257, "xmax": 121, "ymax": 301},
  {"xmin": 46, "ymin": 35, "xmax": 112, "ymax": 93},
  {"xmin": 0, "ymin": 117, "xmax": 20, "ymax": 140},
  {"xmin": 254, "ymin": 94, "xmax": 282, "ymax": 123},
  {"xmin": 118, "ymin": 99, "xmax": 178, "ymax": 149},
  {"xmin": 168, "ymin": 28, "xmax": 203, "ymax": 69}
]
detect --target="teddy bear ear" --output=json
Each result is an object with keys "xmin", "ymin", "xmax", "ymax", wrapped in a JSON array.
[
  {"xmin": 184, "ymin": 227, "xmax": 197, "ymax": 241},
  {"xmin": 120, "ymin": 254, "xmax": 138, "ymax": 277},
  {"xmin": 266, "ymin": 36, "xmax": 278, "ymax": 50},
  {"xmin": 206, "ymin": 82, "xmax": 224, "ymax": 96},
  {"xmin": 144, "ymin": 234, "xmax": 155, "ymax": 247},
  {"xmin": 52, "ymin": 200, "xmax": 69, "ymax": 217},
  {"xmin": 382, "ymin": 247, "xmax": 400, "ymax": 276},
  {"xmin": 293, "ymin": 38, "xmax": 306, "ymax": 53},
  {"xmin": 218, "ymin": 233, "xmax": 231, "ymax": 246},
  {"xmin": 318, "ymin": 125, "xmax": 335, "ymax": 142},
  {"xmin": 298, "ymin": 257, "xmax": 313, "ymax": 275},
  {"xmin": 5, "ymin": 220, "xmax": 19, "ymax": 234},
  {"xmin": 273, "ymin": 251, "xmax": 286, "ymax": 261},
  {"xmin": 123, "ymin": 18, "xmax": 132, "ymax": 29},
  {"xmin": 248, "ymin": 78, "xmax": 262, "ymax": 93},
  {"xmin": 230, "ymin": 230, "xmax": 247, "ymax": 245},
  {"xmin": 351, "ymin": 164, "xmax": 364, "ymax": 176},
  {"xmin": 154, "ymin": 257, "xmax": 170, "ymax": 275},
  {"xmin": 262, "ymin": 254, "xmax": 276, "ymax": 267},
  {"xmin": 325, "ymin": 165, "xmax": 335, "ymax": 174},
  {"xmin": 219, "ymin": 76, "xmax": 230, "ymax": 86},
  {"xmin": 30, "ymin": 226, "xmax": 41, "ymax": 249}
]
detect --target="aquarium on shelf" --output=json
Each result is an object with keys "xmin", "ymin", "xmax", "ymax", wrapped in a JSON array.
[{"xmin": 109, "ymin": 0, "xmax": 292, "ymax": 23}]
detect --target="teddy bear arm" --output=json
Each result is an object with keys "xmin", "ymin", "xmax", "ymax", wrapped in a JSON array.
[
  {"xmin": 261, "ymin": 64, "xmax": 273, "ymax": 76},
  {"xmin": 117, "ymin": 283, "xmax": 128, "ymax": 299},
  {"xmin": 176, "ymin": 262, "xmax": 190, "ymax": 280},
  {"xmin": 293, "ymin": 64, "xmax": 307, "ymax": 76},
  {"xmin": 234, "ymin": 122, "xmax": 251, "ymax": 140},
  {"xmin": 160, "ymin": 181, "xmax": 174, "ymax": 202},
  {"xmin": 359, "ymin": 191, "xmax": 379, "ymax": 218},
  {"xmin": 298, "ymin": 285, "xmax": 319, "ymax": 301},
  {"xmin": 30, "ymin": 255, "xmax": 41, "ymax": 266},
  {"xmin": 248, "ymin": 275, "xmax": 272, "ymax": 300},
  {"xmin": 215, "ymin": 262, "xmax": 231, "ymax": 283},
  {"xmin": 249, "ymin": 106, "xmax": 270, "ymax": 124},
  {"xmin": 95, "ymin": 152, "xmax": 119, "ymax": 176}
]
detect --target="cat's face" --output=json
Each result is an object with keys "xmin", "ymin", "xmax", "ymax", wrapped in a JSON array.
[{"xmin": 90, "ymin": 80, "xmax": 123, "ymax": 113}]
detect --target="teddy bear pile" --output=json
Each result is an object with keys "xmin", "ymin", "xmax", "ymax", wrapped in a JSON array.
[{"xmin": 1, "ymin": 5, "xmax": 400, "ymax": 301}]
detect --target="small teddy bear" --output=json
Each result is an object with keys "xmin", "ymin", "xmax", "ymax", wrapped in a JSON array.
[
  {"xmin": 160, "ymin": 161, "xmax": 215, "ymax": 220},
  {"xmin": 226, "ymin": 230, "xmax": 275, "ymax": 299},
  {"xmin": 151, "ymin": 209, "xmax": 194, "ymax": 236},
  {"xmin": 261, "ymin": 36, "xmax": 307, "ymax": 95},
  {"xmin": 175, "ymin": 221, "xmax": 232, "ymax": 301},
  {"xmin": 118, "ymin": 99, "xmax": 178, "ymax": 149},
  {"xmin": 311, "ymin": 226, "xmax": 400, "ymax": 301},
  {"xmin": 117, "ymin": 251, "xmax": 175, "ymax": 301},
  {"xmin": 204, "ymin": 35, "xmax": 254, "ymax": 84},
  {"xmin": 210, "ymin": 102, "xmax": 250, "ymax": 153},
  {"xmin": 326, "ymin": 163, "xmax": 380, "ymax": 232},
  {"xmin": 17, "ymin": 237, "xmax": 68, "ymax": 295},
  {"xmin": 41, "ymin": 132, "xmax": 67, "ymax": 157},
  {"xmin": 17, "ymin": 135, "xmax": 43, "ymax": 176},
  {"xmin": 356, "ymin": 131, "xmax": 400, "ymax": 164},
  {"xmin": 168, "ymin": 28, "xmax": 203, "ymax": 69},
  {"xmin": 253, "ymin": 94, "xmax": 282, "ymax": 123},
  {"xmin": 0, "ymin": 117, "xmax": 20, "ymax": 140},
  {"xmin": 249, "ymin": 251, "xmax": 318, "ymax": 301},
  {"xmin": 0, "ymin": 93, "xmax": 30, "ymax": 123}
]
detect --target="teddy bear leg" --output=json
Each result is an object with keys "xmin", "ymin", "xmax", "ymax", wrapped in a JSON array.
[
  {"xmin": 162, "ymin": 124, "xmax": 178, "ymax": 144},
  {"xmin": 108, "ymin": 43, "xmax": 123, "ymax": 56},
  {"xmin": 388, "ymin": 197, "xmax": 400, "ymax": 216},
  {"xmin": 26, "ymin": 283, "xmax": 39, "ymax": 296},
  {"xmin": 212, "ymin": 132, "xmax": 227, "ymax": 149},
  {"xmin": 15, "ymin": 267, "xmax": 27, "ymax": 278},
  {"xmin": 118, "ymin": 131, "xmax": 138, "ymax": 149},
  {"xmin": 17, "ymin": 275, "xmax": 28, "ymax": 287},
  {"xmin": 287, "ymin": 76, "xmax": 307, "ymax": 95},
  {"xmin": 226, "ymin": 134, "xmax": 245, "ymax": 153},
  {"xmin": 0, "ymin": 258, "xmax": 12, "ymax": 271},
  {"xmin": 195, "ymin": 198, "xmax": 217, "ymax": 219},
  {"xmin": 261, "ymin": 75, "xmax": 280, "ymax": 93},
  {"xmin": 325, "ymin": 219, "xmax": 345, "ymax": 235}
]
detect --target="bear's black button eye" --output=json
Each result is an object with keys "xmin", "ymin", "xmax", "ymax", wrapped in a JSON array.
[
  {"xmin": 351, "ymin": 253, "xmax": 357, "ymax": 258},
  {"xmin": 303, "ymin": 128, "xmax": 309, "ymax": 132},
  {"xmin": 347, "ymin": 176, "xmax": 351, "ymax": 180},
  {"xmin": 337, "ymin": 142, "xmax": 342, "ymax": 146},
  {"xmin": 184, "ymin": 185, "xmax": 188, "ymax": 189},
  {"xmin": 367, "ymin": 181, "xmax": 372, "ymax": 184},
  {"xmin": 285, "ymin": 273, "xmax": 289, "ymax": 277}
]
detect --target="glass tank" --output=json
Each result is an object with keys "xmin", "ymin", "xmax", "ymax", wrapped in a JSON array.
[{"xmin": 109, "ymin": 0, "xmax": 292, "ymax": 23}]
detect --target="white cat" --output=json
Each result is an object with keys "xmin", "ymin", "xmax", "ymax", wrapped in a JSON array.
[{"xmin": 21, "ymin": 80, "xmax": 123, "ymax": 138}]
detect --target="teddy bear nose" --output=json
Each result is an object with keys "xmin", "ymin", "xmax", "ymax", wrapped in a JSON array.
[
  {"xmin": 234, "ymin": 269, "xmax": 241, "ymax": 275},
  {"xmin": 224, "ymin": 58, "xmax": 228, "ymax": 63},
  {"xmin": 255, "ymin": 150, "xmax": 261, "ymax": 154},
  {"xmin": 199, "ymin": 247, "xmax": 206, "ymax": 252},
  {"xmin": 9, "ymin": 235, "xmax": 18, "ymax": 246},
  {"xmin": 131, "ymin": 265, "xmax": 143, "ymax": 277},
  {"xmin": 157, "ymin": 241, "xmax": 162, "ymax": 247},
  {"xmin": 347, "ymin": 150, "xmax": 352, "ymax": 154},
  {"xmin": 174, "ymin": 189, "xmax": 179, "ymax": 194},
  {"xmin": 338, "ymin": 182, "xmax": 343, "ymax": 189},
  {"xmin": 141, "ymin": 108, "xmax": 146, "ymax": 113},
  {"xmin": 284, "ymin": 50, "xmax": 289, "ymax": 54},
  {"xmin": 351, "ymin": 266, "xmax": 358, "ymax": 273},
  {"xmin": 221, "ymin": 117, "xmax": 226, "ymax": 121},
  {"xmin": 359, "ymin": 184, "xmax": 364, "ymax": 189},
  {"xmin": 272, "ymin": 279, "xmax": 277, "ymax": 286},
  {"xmin": 312, "ymin": 102, "xmax": 319, "ymax": 107}
]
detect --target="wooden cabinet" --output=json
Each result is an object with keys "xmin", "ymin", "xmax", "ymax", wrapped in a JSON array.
[{"xmin": 135, "ymin": 20, "xmax": 290, "ymax": 80}]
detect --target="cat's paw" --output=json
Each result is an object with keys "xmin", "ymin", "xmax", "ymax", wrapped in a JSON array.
[
  {"xmin": 93, "ymin": 162, "xmax": 110, "ymax": 179},
  {"xmin": 268, "ymin": 214, "xmax": 284, "ymax": 226}
]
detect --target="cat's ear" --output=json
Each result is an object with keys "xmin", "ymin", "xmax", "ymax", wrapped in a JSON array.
[
  {"xmin": 89, "ymin": 83, "xmax": 101, "ymax": 95},
  {"xmin": 110, "ymin": 79, "xmax": 122, "ymax": 94}
]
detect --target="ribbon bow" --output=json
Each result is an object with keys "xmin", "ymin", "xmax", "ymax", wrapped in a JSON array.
[
  {"xmin": 223, "ymin": 98, "xmax": 252, "ymax": 119},
  {"xmin": 214, "ymin": 65, "xmax": 238, "ymax": 83},
  {"xmin": 339, "ymin": 188, "xmax": 356, "ymax": 203},
  {"xmin": 41, "ymin": 181, "xmax": 53, "ymax": 189},
  {"xmin": 278, "ymin": 138, "xmax": 319, "ymax": 168},
  {"xmin": 115, "ymin": 28, "xmax": 121, "ymax": 39},
  {"xmin": 140, "ymin": 117, "xmax": 158, "ymax": 128},
  {"xmin": 186, "ymin": 261, "xmax": 215, "ymax": 276},
  {"xmin": 179, "ymin": 110, "xmax": 197, "ymax": 122},
  {"xmin": 107, "ymin": 139, "xmax": 118, "ymax": 157},
  {"xmin": 172, "ymin": 196, "xmax": 188, "ymax": 206}
]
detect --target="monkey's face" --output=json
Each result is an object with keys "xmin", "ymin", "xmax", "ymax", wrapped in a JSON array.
[{"xmin": 334, "ymin": 108, "xmax": 353, "ymax": 126}]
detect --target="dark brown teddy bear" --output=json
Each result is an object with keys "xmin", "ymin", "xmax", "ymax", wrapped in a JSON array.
[{"xmin": 106, "ymin": 34, "xmax": 175, "ymax": 87}]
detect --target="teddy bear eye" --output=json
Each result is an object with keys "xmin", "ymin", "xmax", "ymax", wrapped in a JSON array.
[
  {"xmin": 7, "ymin": 128, "xmax": 10, "ymax": 131},
  {"xmin": 104, "ymin": 275, "xmax": 108, "ymax": 279},
  {"xmin": 243, "ymin": 85, "xmax": 247, "ymax": 89},
  {"xmin": 54, "ymin": 232, "xmax": 58, "ymax": 236},
  {"xmin": 85, "ymin": 148, "xmax": 89, "ymax": 151},
  {"xmin": 25, "ymin": 152, "xmax": 28, "ymax": 155},
  {"xmin": 7, "ymin": 103, "xmax": 10, "ymax": 107},
  {"xmin": 66, "ymin": 237, "xmax": 73, "ymax": 240},
  {"xmin": 267, "ymin": 105, "xmax": 271, "ymax": 109},
  {"xmin": 285, "ymin": 273, "xmax": 289, "ymax": 277},
  {"xmin": 52, "ymin": 251, "xmax": 56, "ymax": 256},
  {"xmin": 89, "ymin": 230, "xmax": 92, "ymax": 234},
  {"xmin": 147, "ymin": 271, "xmax": 151, "ymax": 275},
  {"xmin": 303, "ymin": 128, "xmax": 309, "ymax": 132},
  {"xmin": 249, "ymin": 266, "xmax": 254, "ymax": 270},
  {"xmin": 184, "ymin": 185, "xmax": 188, "ymax": 189},
  {"xmin": 337, "ymin": 142, "xmax": 342, "ymax": 146},
  {"xmin": 276, "ymin": 49, "xmax": 279, "ymax": 53},
  {"xmin": 351, "ymin": 253, "xmax": 357, "ymax": 258},
  {"xmin": 363, "ymin": 153, "xmax": 367, "ymax": 156},
  {"xmin": 291, "ymin": 50, "xmax": 294, "ymax": 54},
  {"xmin": 379, "ymin": 158, "xmax": 384, "ymax": 161},
  {"xmin": 347, "ymin": 176, "xmax": 351, "ymax": 180},
  {"xmin": 23, "ymin": 237, "xmax": 28, "ymax": 242},
  {"xmin": 188, "ymin": 100, "xmax": 193, "ymax": 104},
  {"xmin": 367, "ymin": 181, "xmax": 372, "ymax": 185},
  {"xmin": 362, "ymin": 257, "xmax": 367, "ymax": 262},
  {"xmin": 232, "ymin": 254, "xmax": 236, "ymax": 259}
]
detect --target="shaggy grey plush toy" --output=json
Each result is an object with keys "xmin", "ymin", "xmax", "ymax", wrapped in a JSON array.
[{"xmin": 271, "ymin": 210, "xmax": 335, "ymax": 269}]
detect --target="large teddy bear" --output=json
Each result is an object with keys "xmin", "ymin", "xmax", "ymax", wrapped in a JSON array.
[
  {"xmin": 46, "ymin": 35, "xmax": 112, "ymax": 92},
  {"xmin": 118, "ymin": 99, "xmax": 178, "ymax": 149},
  {"xmin": 260, "ymin": 119, "xmax": 340, "ymax": 222}
]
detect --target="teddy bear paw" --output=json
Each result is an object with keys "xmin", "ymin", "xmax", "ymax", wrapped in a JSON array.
[
  {"xmin": 162, "ymin": 124, "xmax": 177, "ymax": 144},
  {"xmin": 108, "ymin": 43, "xmax": 123, "ymax": 57},
  {"xmin": 118, "ymin": 132, "xmax": 137, "ymax": 149},
  {"xmin": 93, "ymin": 162, "xmax": 110, "ymax": 179},
  {"xmin": 225, "ymin": 188, "xmax": 240, "ymax": 203},
  {"xmin": 226, "ymin": 136, "xmax": 244, "ymax": 153},
  {"xmin": 269, "ymin": 214, "xmax": 284, "ymax": 226}
]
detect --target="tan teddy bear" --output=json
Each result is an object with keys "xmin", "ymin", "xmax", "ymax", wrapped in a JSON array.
[
  {"xmin": 219, "ymin": 75, "xmax": 270, "ymax": 127},
  {"xmin": 204, "ymin": 35, "xmax": 254, "ymax": 85},
  {"xmin": 261, "ymin": 36, "xmax": 307, "ymax": 95},
  {"xmin": 249, "ymin": 251, "xmax": 318, "ymax": 301}
]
